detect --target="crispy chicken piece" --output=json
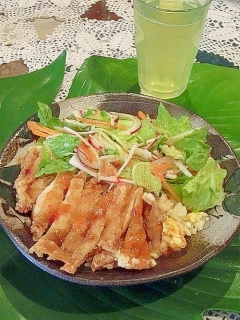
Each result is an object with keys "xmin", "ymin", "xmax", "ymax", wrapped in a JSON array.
[
  {"xmin": 30, "ymin": 171, "xmax": 75, "ymax": 240},
  {"xmin": 90, "ymin": 183, "xmax": 134, "ymax": 271},
  {"xmin": 89, "ymin": 251, "xmax": 117, "ymax": 270},
  {"xmin": 61, "ymin": 190, "xmax": 114, "ymax": 274},
  {"xmin": 29, "ymin": 172, "xmax": 86, "ymax": 257},
  {"xmin": 47, "ymin": 178, "xmax": 107, "ymax": 264},
  {"xmin": 120, "ymin": 185, "xmax": 138, "ymax": 235},
  {"xmin": 143, "ymin": 200, "xmax": 166, "ymax": 258},
  {"xmin": 117, "ymin": 188, "xmax": 156, "ymax": 270},
  {"xmin": 14, "ymin": 146, "xmax": 55, "ymax": 213},
  {"xmin": 99, "ymin": 158, "xmax": 117, "ymax": 177}
]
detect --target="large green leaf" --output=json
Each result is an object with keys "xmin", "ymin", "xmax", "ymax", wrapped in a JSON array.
[
  {"xmin": 0, "ymin": 286, "xmax": 26, "ymax": 320},
  {"xmin": 67, "ymin": 55, "xmax": 139, "ymax": 98},
  {"xmin": 0, "ymin": 228, "xmax": 239, "ymax": 320},
  {"xmin": 170, "ymin": 63, "xmax": 240, "ymax": 158},
  {"xmin": 0, "ymin": 51, "xmax": 66, "ymax": 151},
  {"xmin": 68, "ymin": 56, "xmax": 240, "ymax": 158}
]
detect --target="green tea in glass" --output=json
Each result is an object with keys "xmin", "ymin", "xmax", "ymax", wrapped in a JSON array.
[{"xmin": 134, "ymin": 0, "xmax": 212, "ymax": 99}]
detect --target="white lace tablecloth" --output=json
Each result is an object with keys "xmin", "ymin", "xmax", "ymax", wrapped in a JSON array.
[{"xmin": 0, "ymin": 0, "xmax": 239, "ymax": 101}]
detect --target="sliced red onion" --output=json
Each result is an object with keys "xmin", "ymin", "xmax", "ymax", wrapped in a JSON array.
[
  {"xmin": 110, "ymin": 112, "xmax": 142, "ymax": 135},
  {"xmin": 142, "ymin": 192, "xmax": 156, "ymax": 205},
  {"xmin": 174, "ymin": 160, "xmax": 193, "ymax": 177},
  {"xmin": 134, "ymin": 148, "xmax": 152, "ymax": 160},
  {"xmin": 72, "ymin": 107, "xmax": 98, "ymax": 119},
  {"xmin": 111, "ymin": 114, "xmax": 119, "ymax": 125},
  {"xmin": 165, "ymin": 173, "xmax": 178, "ymax": 179},
  {"xmin": 63, "ymin": 118, "xmax": 88, "ymax": 128},
  {"xmin": 117, "ymin": 143, "xmax": 138, "ymax": 176},
  {"xmin": 63, "ymin": 126, "xmax": 95, "ymax": 137},
  {"xmin": 45, "ymin": 133, "xmax": 61, "ymax": 139},
  {"xmin": 143, "ymin": 137, "xmax": 160, "ymax": 150},
  {"xmin": 64, "ymin": 126, "xmax": 100, "ymax": 169},
  {"xmin": 88, "ymin": 134, "xmax": 103, "ymax": 150},
  {"xmin": 77, "ymin": 145, "xmax": 100, "ymax": 170},
  {"xmin": 69, "ymin": 154, "xmax": 98, "ymax": 177}
]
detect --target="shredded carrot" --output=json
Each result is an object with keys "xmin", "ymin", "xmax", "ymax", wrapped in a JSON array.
[
  {"xmin": 137, "ymin": 110, "xmax": 147, "ymax": 120},
  {"xmin": 151, "ymin": 162, "xmax": 169, "ymax": 172},
  {"xmin": 76, "ymin": 117, "xmax": 126, "ymax": 130},
  {"xmin": 27, "ymin": 121, "xmax": 59, "ymax": 137},
  {"xmin": 151, "ymin": 166, "xmax": 180, "ymax": 202}
]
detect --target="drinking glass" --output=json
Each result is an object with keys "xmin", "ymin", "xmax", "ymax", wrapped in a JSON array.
[{"xmin": 134, "ymin": 0, "xmax": 212, "ymax": 99}]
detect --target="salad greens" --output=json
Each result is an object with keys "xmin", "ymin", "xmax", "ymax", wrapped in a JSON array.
[
  {"xmin": 38, "ymin": 101, "xmax": 64, "ymax": 129},
  {"xmin": 181, "ymin": 157, "xmax": 227, "ymax": 211},
  {"xmin": 36, "ymin": 134, "xmax": 80, "ymax": 177},
  {"xmin": 155, "ymin": 104, "xmax": 192, "ymax": 137},
  {"xmin": 30, "ymin": 102, "xmax": 227, "ymax": 212}
]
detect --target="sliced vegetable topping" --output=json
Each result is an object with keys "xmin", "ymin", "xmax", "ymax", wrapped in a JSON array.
[
  {"xmin": 74, "ymin": 116, "xmax": 126, "ymax": 130},
  {"xmin": 27, "ymin": 121, "xmax": 59, "ymax": 137},
  {"xmin": 28, "ymin": 102, "xmax": 227, "ymax": 212}
]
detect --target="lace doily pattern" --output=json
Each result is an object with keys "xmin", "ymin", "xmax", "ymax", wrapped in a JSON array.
[{"xmin": 0, "ymin": 0, "xmax": 239, "ymax": 100}]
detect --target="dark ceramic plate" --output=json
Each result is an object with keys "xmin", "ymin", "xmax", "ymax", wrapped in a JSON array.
[{"xmin": 0, "ymin": 93, "xmax": 239, "ymax": 286}]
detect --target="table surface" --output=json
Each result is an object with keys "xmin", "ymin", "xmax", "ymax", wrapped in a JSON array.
[
  {"xmin": 0, "ymin": 1, "xmax": 239, "ymax": 320},
  {"xmin": 0, "ymin": 0, "xmax": 239, "ymax": 100}
]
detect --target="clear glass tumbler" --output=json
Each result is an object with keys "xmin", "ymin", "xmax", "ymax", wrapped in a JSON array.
[{"xmin": 134, "ymin": 0, "xmax": 212, "ymax": 99}]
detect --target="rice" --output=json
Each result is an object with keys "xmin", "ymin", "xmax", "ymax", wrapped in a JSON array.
[{"xmin": 157, "ymin": 193, "xmax": 209, "ymax": 252}]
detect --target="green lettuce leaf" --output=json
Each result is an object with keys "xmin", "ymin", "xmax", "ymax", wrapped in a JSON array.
[
  {"xmin": 176, "ymin": 138, "xmax": 211, "ymax": 171},
  {"xmin": 36, "ymin": 134, "xmax": 80, "ymax": 176},
  {"xmin": 45, "ymin": 134, "xmax": 80, "ymax": 158},
  {"xmin": 167, "ymin": 126, "xmax": 208, "ymax": 144},
  {"xmin": 37, "ymin": 102, "xmax": 64, "ymax": 129},
  {"xmin": 132, "ymin": 162, "xmax": 162, "ymax": 193},
  {"xmin": 83, "ymin": 109, "xmax": 111, "ymax": 122},
  {"xmin": 36, "ymin": 157, "xmax": 75, "ymax": 176},
  {"xmin": 180, "ymin": 157, "xmax": 227, "ymax": 211},
  {"xmin": 137, "ymin": 119, "xmax": 156, "ymax": 142},
  {"xmin": 174, "ymin": 127, "xmax": 211, "ymax": 171},
  {"xmin": 155, "ymin": 103, "xmax": 192, "ymax": 137}
]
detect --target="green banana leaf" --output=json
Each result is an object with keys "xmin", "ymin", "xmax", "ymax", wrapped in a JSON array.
[
  {"xmin": 0, "ymin": 51, "xmax": 66, "ymax": 151},
  {"xmin": 0, "ymin": 52, "xmax": 239, "ymax": 319},
  {"xmin": 68, "ymin": 55, "xmax": 240, "ymax": 158},
  {"xmin": 67, "ymin": 55, "xmax": 139, "ymax": 98},
  {"xmin": 0, "ymin": 230, "xmax": 239, "ymax": 320},
  {"xmin": 170, "ymin": 63, "xmax": 240, "ymax": 158}
]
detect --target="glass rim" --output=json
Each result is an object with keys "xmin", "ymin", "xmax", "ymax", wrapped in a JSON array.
[{"xmin": 134, "ymin": 0, "xmax": 213, "ymax": 13}]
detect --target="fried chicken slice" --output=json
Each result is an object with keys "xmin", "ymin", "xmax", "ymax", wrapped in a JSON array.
[
  {"xmin": 61, "ymin": 190, "xmax": 114, "ymax": 274},
  {"xmin": 117, "ymin": 188, "xmax": 156, "ymax": 270},
  {"xmin": 90, "ymin": 183, "xmax": 134, "ymax": 271},
  {"xmin": 14, "ymin": 146, "xmax": 55, "ymax": 213},
  {"xmin": 47, "ymin": 178, "xmax": 107, "ymax": 264},
  {"xmin": 29, "ymin": 171, "xmax": 86, "ymax": 257},
  {"xmin": 99, "ymin": 158, "xmax": 117, "ymax": 177},
  {"xmin": 120, "ymin": 185, "xmax": 139, "ymax": 235},
  {"xmin": 143, "ymin": 199, "xmax": 166, "ymax": 258},
  {"xmin": 30, "ymin": 171, "xmax": 75, "ymax": 240}
]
